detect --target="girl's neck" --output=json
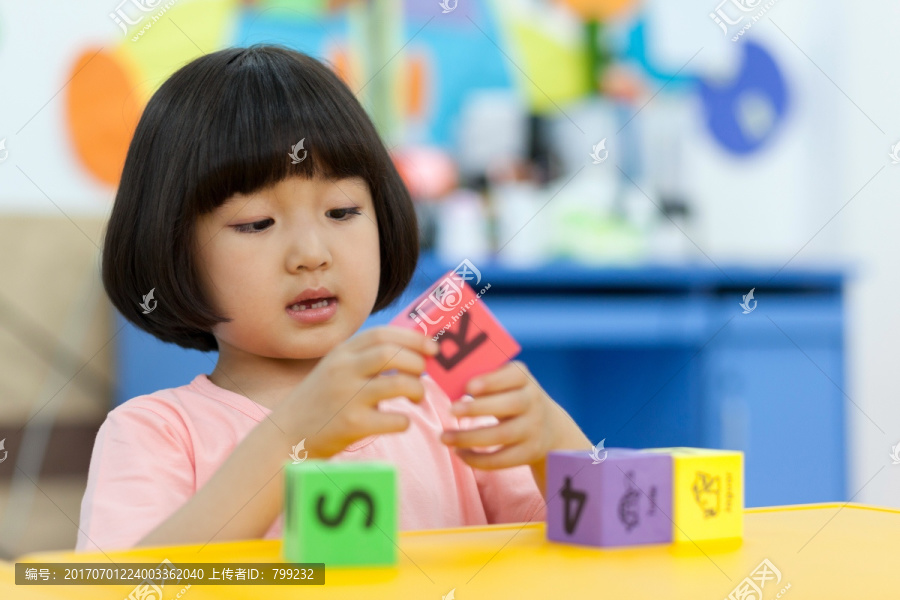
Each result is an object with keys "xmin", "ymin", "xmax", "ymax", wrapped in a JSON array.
[{"xmin": 207, "ymin": 355, "xmax": 320, "ymax": 411}]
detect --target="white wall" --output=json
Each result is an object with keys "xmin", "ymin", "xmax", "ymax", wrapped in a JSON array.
[
  {"xmin": 841, "ymin": 0, "xmax": 900, "ymax": 506},
  {"xmin": 0, "ymin": 1, "xmax": 116, "ymax": 215}
]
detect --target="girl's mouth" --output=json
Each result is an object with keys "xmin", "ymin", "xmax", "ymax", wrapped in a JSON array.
[
  {"xmin": 286, "ymin": 297, "xmax": 338, "ymax": 324},
  {"xmin": 288, "ymin": 297, "xmax": 335, "ymax": 311}
]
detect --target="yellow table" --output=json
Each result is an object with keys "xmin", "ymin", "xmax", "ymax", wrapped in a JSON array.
[{"xmin": 7, "ymin": 503, "xmax": 900, "ymax": 599}]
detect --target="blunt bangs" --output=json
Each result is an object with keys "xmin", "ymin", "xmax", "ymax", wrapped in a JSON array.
[{"xmin": 102, "ymin": 45, "xmax": 418, "ymax": 352}]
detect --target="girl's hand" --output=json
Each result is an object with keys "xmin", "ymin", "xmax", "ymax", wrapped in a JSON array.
[
  {"xmin": 440, "ymin": 361, "xmax": 591, "ymax": 471},
  {"xmin": 272, "ymin": 326, "xmax": 439, "ymax": 459}
]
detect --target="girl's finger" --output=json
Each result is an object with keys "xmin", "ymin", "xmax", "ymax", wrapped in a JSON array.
[
  {"xmin": 356, "ymin": 345, "xmax": 428, "ymax": 377},
  {"xmin": 450, "ymin": 390, "xmax": 529, "ymax": 420},
  {"xmin": 441, "ymin": 415, "xmax": 527, "ymax": 449},
  {"xmin": 356, "ymin": 326, "xmax": 440, "ymax": 357},
  {"xmin": 466, "ymin": 361, "xmax": 529, "ymax": 396},
  {"xmin": 366, "ymin": 410, "xmax": 411, "ymax": 435},
  {"xmin": 364, "ymin": 373, "xmax": 426, "ymax": 405}
]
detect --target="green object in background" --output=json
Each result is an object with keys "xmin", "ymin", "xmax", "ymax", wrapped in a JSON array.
[
  {"xmin": 251, "ymin": 0, "xmax": 329, "ymax": 13},
  {"xmin": 586, "ymin": 20, "xmax": 613, "ymax": 93},
  {"xmin": 551, "ymin": 211, "xmax": 645, "ymax": 263},
  {"xmin": 349, "ymin": 0, "xmax": 404, "ymax": 146},
  {"xmin": 283, "ymin": 460, "xmax": 398, "ymax": 566}
]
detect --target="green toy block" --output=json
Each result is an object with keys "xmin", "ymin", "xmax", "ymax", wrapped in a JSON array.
[{"xmin": 283, "ymin": 460, "xmax": 397, "ymax": 566}]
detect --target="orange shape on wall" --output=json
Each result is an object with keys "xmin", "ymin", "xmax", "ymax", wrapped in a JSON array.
[
  {"xmin": 556, "ymin": 0, "xmax": 635, "ymax": 20},
  {"xmin": 329, "ymin": 45, "xmax": 353, "ymax": 88},
  {"xmin": 65, "ymin": 47, "xmax": 140, "ymax": 187},
  {"xmin": 406, "ymin": 52, "xmax": 427, "ymax": 120}
]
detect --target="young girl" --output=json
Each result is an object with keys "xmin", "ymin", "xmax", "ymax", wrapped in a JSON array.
[{"xmin": 75, "ymin": 45, "xmax": 592, "ymax": 553}]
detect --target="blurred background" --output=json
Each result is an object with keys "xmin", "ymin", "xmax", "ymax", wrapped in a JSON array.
[{"xmin": 0, "ymin": 0, "xmax": 898, "ymax": 558}]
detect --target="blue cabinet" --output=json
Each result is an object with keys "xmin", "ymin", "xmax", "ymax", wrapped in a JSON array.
[
  {"xmin": 114, "ymin": 254, "xmax": 847, "ymax": 508},
  {"xmin": 700, "ymin": 296, "xmax": 846, "ymax": 506}
]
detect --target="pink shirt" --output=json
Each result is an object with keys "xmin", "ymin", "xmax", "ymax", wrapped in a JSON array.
[{"xmin": 76, "ymin": 373, "xmax": 546, "ymax": 552}]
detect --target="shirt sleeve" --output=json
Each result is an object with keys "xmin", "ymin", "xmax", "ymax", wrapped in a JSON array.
[{"xmin": 75, "ymin": 399, "xmax": 196, "ymax": 552}]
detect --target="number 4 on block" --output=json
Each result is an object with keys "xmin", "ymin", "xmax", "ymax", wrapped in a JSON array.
[{"xmin": 546, "ymin": 449, "xmax": 674, "ymax": 548}]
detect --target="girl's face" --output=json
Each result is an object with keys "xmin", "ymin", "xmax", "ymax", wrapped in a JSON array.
[{"xmin": 194, "ymin": 175, "xmax": 381, "ymax": 360}]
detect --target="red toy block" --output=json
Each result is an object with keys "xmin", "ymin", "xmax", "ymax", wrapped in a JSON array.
[{"xmin": 390, "ymin": 264, "xmax": 520, "ymax": 401}]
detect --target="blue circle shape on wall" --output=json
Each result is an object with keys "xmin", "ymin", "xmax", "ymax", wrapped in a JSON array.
[{"xmin": 698, "ymin": 41, "xmax": 789, "ymax": 155}]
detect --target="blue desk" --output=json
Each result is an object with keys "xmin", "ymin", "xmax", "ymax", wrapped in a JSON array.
[{"xmin": 114, "ymin": 255, "xmax": 847, "ymax": 508}]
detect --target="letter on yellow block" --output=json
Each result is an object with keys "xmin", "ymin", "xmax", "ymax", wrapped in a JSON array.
[{"xmin": 643, "ymin": 447, "xmax": 743, "ymax": 542}]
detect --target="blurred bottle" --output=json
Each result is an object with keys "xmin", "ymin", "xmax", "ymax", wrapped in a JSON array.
[
  {"xmin": 455, "ymin": 90, "xmax": 527, "ymax": 183},
  {"xmin": 435, "ymin": 188, "xmax": 491, "ymax": 265},
  {"xmin": 491, "ymin": 178, "xmax": 549, "ymax": 268}
]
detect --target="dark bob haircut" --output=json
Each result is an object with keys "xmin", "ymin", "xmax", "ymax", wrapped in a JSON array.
[{"xmin": 102, "ymin": 44, "xmax": 419, "ymax": 352}]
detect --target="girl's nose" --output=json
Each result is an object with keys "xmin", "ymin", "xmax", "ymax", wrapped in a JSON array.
[{"xmin": 286, "ymin": 227, "xmax": 331, "ymax": 272}]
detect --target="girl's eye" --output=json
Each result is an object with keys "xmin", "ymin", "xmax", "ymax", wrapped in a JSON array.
[
  {"xmin": 232, "ymin": 218, "xmax": 273, "ymax": 234},
  {"xmin": 327, "ymin": 207, "xmax": 363, "ymax": 220}
]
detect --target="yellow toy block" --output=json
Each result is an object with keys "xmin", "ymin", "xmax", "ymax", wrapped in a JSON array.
[{"xmin": 643, "ymin": 447, "xmax": 743, "ymax": 542}]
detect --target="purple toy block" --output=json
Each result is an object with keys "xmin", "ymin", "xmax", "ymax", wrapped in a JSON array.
[{"xmin": 546, "ymin": 448, "xmax": 673, "ymax": 547}]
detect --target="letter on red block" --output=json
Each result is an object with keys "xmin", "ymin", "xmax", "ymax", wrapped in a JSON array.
[{"xmin": 390, "ymin": 269, "xmax": 520, "ymax": 401}]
